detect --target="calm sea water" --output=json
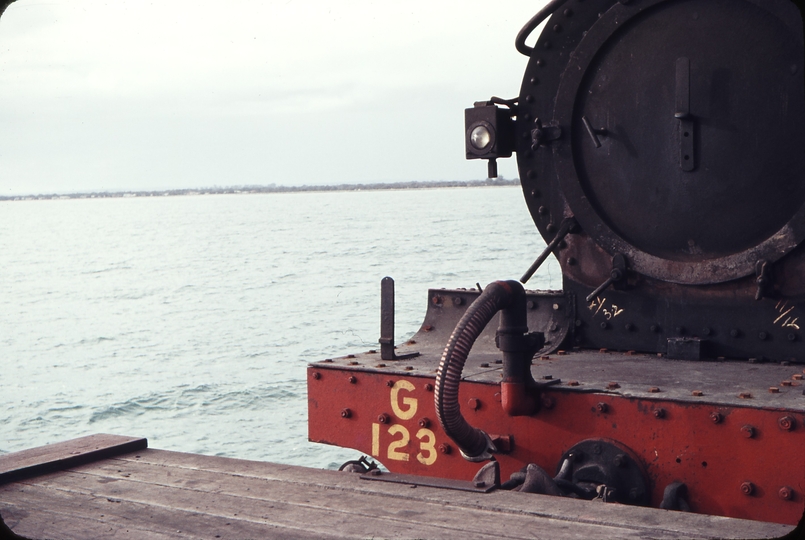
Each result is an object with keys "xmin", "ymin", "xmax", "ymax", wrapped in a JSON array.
[{"xmin": 0, "ymin": 186, "xmax": 558, "ymax": 469}]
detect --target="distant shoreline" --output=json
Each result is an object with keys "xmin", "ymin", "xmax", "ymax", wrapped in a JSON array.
[{"xmin": 0, "ymin": 178, "xmax": 520, "ymax": 202}]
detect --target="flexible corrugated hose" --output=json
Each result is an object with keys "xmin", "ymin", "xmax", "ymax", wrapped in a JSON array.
[{"xmin": 434, "ymin": 280, "xmax": 521, "ymax": 461}]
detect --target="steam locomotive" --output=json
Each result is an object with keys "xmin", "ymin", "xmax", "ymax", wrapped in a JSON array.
[{"xmin": 308, "ymin": 0, "xmax": 805, "ymax": 525}]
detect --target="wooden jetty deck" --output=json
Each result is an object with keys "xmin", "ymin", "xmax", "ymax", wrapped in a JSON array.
[{"xmin": 0, "ymin": 435, "xmax": 799, "ymax": 539}]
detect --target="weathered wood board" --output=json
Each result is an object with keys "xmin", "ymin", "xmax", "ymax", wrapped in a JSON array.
[{"xmin": 0, "ymin": 436, "xmax": 798, "ymax": 539}]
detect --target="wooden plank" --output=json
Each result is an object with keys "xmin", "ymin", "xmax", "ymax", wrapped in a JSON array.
[
  {"xmin": 1, "ymin": 498, "xmax": 186, "ymax": 540},
  {"xmin": 113, "ymin": 449, "xmax": 795, "ymax": 539},
  {"xmin": 0, "ymin": 434, "xmax": 147, "ymax": 486},
  {"xmin": 0, "ymin": 442, "xmax": 795, "ymax": 539},
  {"xmin": 17, "ymin": 471, "xmax": 584, "ymax": 539},
  {"xmin": 0, "ymin": 483, "xmax": 334, "ymax": 540}
]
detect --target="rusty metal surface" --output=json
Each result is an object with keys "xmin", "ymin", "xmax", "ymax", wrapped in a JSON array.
[{"xmin": 308, "ymin": 363, "xmax": 805, "ymax": 524}]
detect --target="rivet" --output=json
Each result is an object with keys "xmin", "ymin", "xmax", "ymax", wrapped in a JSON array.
[
  {"xmin": 730, "ymin": 329, "xmax": 740, "ymax": 338},
  {"xmin": 348, "ymin": 375, "xmax": 357, "ymax": 384},
  {"xmin": 741, "ymin": 482, "xmax": 755, "ymax": 496},
  {"xmin": 378, "ymin": 413, "xmax": 391, "ymax": 424},
  {"xmin": 596, "ymin": 402, "xmax": 608, "ymax": 413},
  {"xmin": 741, "ymin": 425, "xmax": 755, "ymax": 438},
  {"xmin": 624, "ymin": 323, "xmax": 634, "ymax": 331},
  {"xmin": 607, "ymin": 382, "xmax": 620, "ymax": 389},
  {"xmin": 468, "ymin": 397, "xmax": 481, "ymax": 410},
  {"xmin": 494, "ymin": 359, "xmax": 502, "ymax": 364},
  {"xmin": 531, "ymin": 189, "xmax": 541, "ymax": 198},
  {"xmin": 759, "ymin": 331, "xmax": 768, "ymax": 341},
  {"xmin": 676, "ymin": 326, "xmax": 686, "ymax": 335},
  {"xmin": 654, "ymin": 408, "xmax": 666, "ymax": 418},
  {"xmin": 341, "ymin": 408, "xmax": 352, "ymax": 418},
  {"xmin": 553, "ymin": 24, "xmax": 562, "ymax": 32},
  {"xmin": 527, "ymin": 170, "xmax": 537, "ymax": 179},
  {"xmin": 324, "ymin": 358, "xmax": 333, "ymax": 363},
  {"xmin": 480, "ymin": 362, "xmax": 489, "ymax": 368},
  {"xmin": 418, "ymin": 418, "xmax": 431, "ymax": 428},
  {"xmin": 710, "ymin": 411, "xmax": 723, "ymax": 424},
  {"xmin": 376, "ymin": 363, "xmax": 386, "ymax": 368},
  {"xmin": 543, "ymin": 41, "xmax": 551, "ymax": 49},
  {"xmin": 404, "ymin": 366, "xmax": 414, "ymax": 371},
  {"xmin": 523, "ymin": 113, "xmax": 531, "ymax": 121},
  {"xmin": 793, "ymin": 374, "xmax": 804, "ymax": 380},
  {"xmin": 541, "ymin": 395, "xmax": 555, "ymax": 409},
  {"xmin": 649, "ymin": 387, "xmax": 660, "ymax": 393},
  {"xmin": 563, "ymin": 8, "xmax": 573, "ymax": 16},
  {"xmin": 312, "ymin": 372, "xmax": 321, "ymax": 380},
  {"xmin": 347, "ymin": 354, "xmax": 356, "ymax": 359},
  {"xmin": 536, "ymin": 58, "xmax": 545, "ymax": 67},
  {"xmin": 439, "ymin": 443, "xmax": 452, "ymax": 454},
  {"xmin": 788, "ymin": 333, "xmax": 798, "ymax": 342},
  {"xmin": 779, "ymin": 486, "xmax": 793, "ymax": 500},
  {"xmin": 613, "ymin": 454, "xmax": 626, "ymax": 467},
  {"xmin": 386, "ymin": 380, "xmax": 395, "ymax": 387},
  {"xmin": 525, "ymin": 95, "xmax": 534, "ymax": 103},
  {"xmin": 568, "ymin": 380, "xmax": 579, "ymax": 386},
  {"xmin": 538, "ymin": 206, "xmax": 548, "ymax": 215},
  {"xmin": 453, "ymin": 296, "xmax": 464, "ymax": 306},
  {"xmin": 567, "ymin": 257, "xmax": 577, "ymax": 266},
  {"xmin": 769, "ymin": 387, "xmax": 779, "ymax": 393},
  {"xmin": 600, "ymin": 321, "xmax": 608, "ymax": 330},
  {"xmin": 702, "ymin": 327, "xmax": 711, "ymax": 336},
  {"xmin": 778, "ymin": 416, "xmax": 795, "ymax": 431},
  {"xmin": 650, "ymin": 324, "xmax": 660, "ymax": 333},
  {"xmin": 546, "ymin": 223, "xmax": 557, "ymax": 233},
  {"xmin": 692, "ymin": 390, "xmax": 704, "ymax": 397},
  {"xmin": 530, "ymin": 77, "xmax": 539, "ymax": 85},
  {"xmin": 527, "ymin": 300, "xmax": 537, "ymax": 310},
  {"xmin": 739, "ymin": 392, "xmax": 752, "ymax": 399},
  {"xmin": 424, "ymin": 383, "xmax": 434, "ymax": 391}
]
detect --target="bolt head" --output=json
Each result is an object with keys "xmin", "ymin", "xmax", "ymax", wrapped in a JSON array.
[
  {"xmin": 741, "ymin": 425, "xmax": 755, "ymax": 438},
  {"xmin": 348, "ymin": 376, "xmax": 357, "ymax": 384},
  {"xmin": 424, "ymin": 383, "xmax": 434, "ymax": 391},
  {"xmin": 778, "ymin": 416, "xmax": 795, "ymax": 431},
  {"xmin": 418, "ymin": 418, "xmax": 430, "ymax": 428},
  {"xmin": 613, "ymin": 454, "xmax": 626, "ymax": 467},
  {"xmin": 541, "ymin": 395, "xmax": 555, "ymax": 410},
  {"xmin": 758, "ymin": 331, "xmax": 768, "ymax": 341},
  {"xmin": 596, "ymin": 402, "xmax": 608, "ymax": 413},
  {"xmin": 654, "ymin": 408, "xmax": 666, "ymax": 419},
  {"xmin": 438, "ymin": 443, "xmax": 452, "ymax": 455},
  {"xmin": 340, "ymin": 408, "xmax": 352, "ymax": 418},
  {"xmin": 468, "ymin": 398, "xmax": 481, "ymax": 411},
  {"xmin": 600, "ymin": 321, "xmax": 608, "ymax": 330},
  {"xmin": 378, "ymin": 413, "xmax": 390, "ymax": 424},
  {"xmin": 710, "ymin": 412, "xmax": 723, "ymax": 424},
  {"xmin": 312, "ymin": 372, "xmax": 321, "ymax": 380},
  {"xmin": 386, "ymin": 380, "xmax": 395, "ymax": 387},
  {"xmin": 730, "ymin": 329, "xmax": 740, "ymax": 338},
  {"xmin": 779, "ymin": 486, "xmax": 793, "ymax": 500},
  {"xmin": 741, "ymin": 482, "xmax": 755, "ymax": 496}
]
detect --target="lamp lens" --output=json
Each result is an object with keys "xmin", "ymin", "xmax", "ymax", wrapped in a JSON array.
[{"xmin": 470, "ymin": 125, "xmax": 492, "ymax": 150}]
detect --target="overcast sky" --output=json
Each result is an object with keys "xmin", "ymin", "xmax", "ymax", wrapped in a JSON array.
[{"xmin": 0, "ymin": 1, "xmax": 548, "ymax": 195}]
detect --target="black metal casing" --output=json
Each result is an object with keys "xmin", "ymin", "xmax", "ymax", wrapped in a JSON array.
[{"xmin": 514, "ymin": 0, "xmax": 805, "ymax": 362}]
